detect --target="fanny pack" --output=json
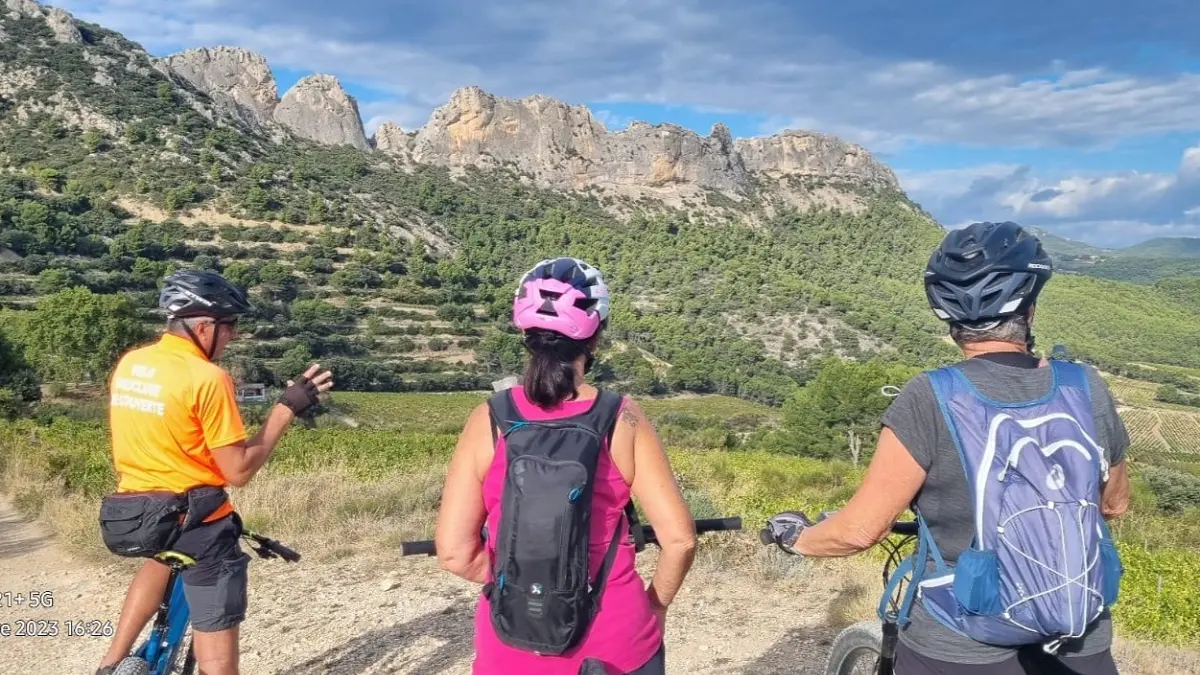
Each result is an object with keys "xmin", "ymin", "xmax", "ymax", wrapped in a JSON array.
[{"xmin": 98, "ymin": 486, "xmax": 230, "ymax": 558}]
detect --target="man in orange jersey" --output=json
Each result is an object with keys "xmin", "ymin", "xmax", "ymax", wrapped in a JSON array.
[{"xmin": 97, "ymin": 269, "xmax": 333, "ymax": 675}]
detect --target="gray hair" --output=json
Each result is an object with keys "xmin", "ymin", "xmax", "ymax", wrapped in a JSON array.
[
  {"xmin": 949, "ymin": 313, "xmax": 1030, "ymax": 348},
  {"xmin": 167, "ymin": 316, "xmax": 213, "ymax": 333}
]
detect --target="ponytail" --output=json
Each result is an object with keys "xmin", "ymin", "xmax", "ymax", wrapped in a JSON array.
[{"xmin": 522, "ymin": 329, "xmax": 593, "ymax": 408}]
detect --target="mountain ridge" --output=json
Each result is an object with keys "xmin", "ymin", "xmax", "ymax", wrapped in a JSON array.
[{"xmin": 1, "ymin": 1, "xmax": 899, "ymax": 213}]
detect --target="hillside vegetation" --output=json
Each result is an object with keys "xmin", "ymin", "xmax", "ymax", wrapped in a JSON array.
[{"xmin": 2, "ymin": 5, "xmax": 1200, "ymax": 411}]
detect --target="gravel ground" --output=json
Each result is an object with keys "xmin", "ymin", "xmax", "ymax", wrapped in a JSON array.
[{"xmin": 0, "ymin": 498, "xmax": 836, "ymax": 674}]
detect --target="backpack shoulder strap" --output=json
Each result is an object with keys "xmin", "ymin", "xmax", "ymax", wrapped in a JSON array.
[
  {"xmin": 1049, "ymin": 359, "xmax": 1090, "ymax": 396},
  {"xmin": 486, "ymin": 389, "xmax": 527, "ymax": 445},
  {"xmin": 593, "ymin": 391, "xmax": 647, "ymax": 552},
  {"xmin": 578, "ymin": 389, "xmax": 624, "ymax": 440}
]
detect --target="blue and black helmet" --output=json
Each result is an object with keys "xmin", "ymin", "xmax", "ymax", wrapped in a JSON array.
[{"xmin": 924, "ymin": 221, "xmax": 1053, "ymax": 323}]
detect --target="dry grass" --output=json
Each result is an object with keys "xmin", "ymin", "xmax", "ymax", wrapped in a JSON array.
[
  {"xmin": 2, "ymin": 455, "xmax": 445, "ymax": 565},
  {"xmin": 229, "ymin": 464, "xmax": 445, "ymax": 561},
  {"xmin": 3, "ymin": 455, "xmax": 115, "ymax": 562},
  {"xmin": 1114, "ymin": 638, "xmax": 1200, "ymax": 675}
]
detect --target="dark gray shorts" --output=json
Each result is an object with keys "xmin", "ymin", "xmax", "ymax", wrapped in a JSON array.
[
  {"xmin": 172, "ymin": 515, "xmax": 249, "ymax": 633},
  {"xmin": 896, "ymin": 640, "xmax": 1119, "ymax": 675}
]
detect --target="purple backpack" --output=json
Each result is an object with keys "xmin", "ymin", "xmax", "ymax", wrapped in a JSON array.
[{"xmin": 882, "ymin": 360, "xmax": 1124, "ymax": 653}]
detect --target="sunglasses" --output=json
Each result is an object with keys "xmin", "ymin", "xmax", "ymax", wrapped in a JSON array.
[{"xmin": 202, "ymin": 318, "xmax": 239, "ymax": 332}]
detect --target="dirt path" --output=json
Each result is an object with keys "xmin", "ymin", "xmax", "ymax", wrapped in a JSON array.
[{"xmin": 0, "ymin": 498, "xmax": 837, "ymax": 674}]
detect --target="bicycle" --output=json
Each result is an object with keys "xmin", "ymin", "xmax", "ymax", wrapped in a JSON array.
[
  {"xmin": 109, "ymin": 529, "xmax": 301, "ymax": 675},
  {"xmin": 760, "ymin": 513, "xmax": 918, "ymax": 675}
]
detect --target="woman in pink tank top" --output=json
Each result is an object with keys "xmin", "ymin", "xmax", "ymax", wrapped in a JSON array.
[{"xmin": 434, "ymin": 257, "xmax": 697, "ymax": 675}]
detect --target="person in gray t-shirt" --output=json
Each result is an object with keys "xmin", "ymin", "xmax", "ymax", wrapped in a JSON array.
[{"xmin": 761, "ymin": 222, "xmax": 1132, "ymax": 675}]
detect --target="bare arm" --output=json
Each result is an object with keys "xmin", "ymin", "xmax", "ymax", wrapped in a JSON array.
[
  {"xmin": 434, "ymin": 403, "xmax": 491, "ymax": 584},
  {"xmin": 1101, "ymin": 460, "xmax": 1130, "ymax": 520},
  {"xmin": 211, "ymin": 404, "xmax": 296, "ymax": 487},
  {"xmin": 793, "ymin": 426, "xmax": 926, "ymax": 557},
  {"xmin": 618, "ymin": 399, "xmax": 697, "ymax": 611},
  {"xmin": 211, "ymin": 365, "xmax": 333, "ymax": 488}
]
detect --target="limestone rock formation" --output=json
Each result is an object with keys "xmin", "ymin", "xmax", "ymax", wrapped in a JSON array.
[
  {"xmin": 736, "ymin": 131, "xmax": 897, "ymax": 190},
  {"xmin": 274, "ymin": 74, "xmax": 369, "ymax": 150},
  {"xmin": 409, "ymin": 86, "xmax": 896, "ymax": 201},
  {"xmin": 4, "ymin": 0, "xmax": 40, "ymax": 20},
  {"xmin": 373, "ymin": 122, "xmax": 413, "ymax": 154},
  {"xmin": 163, "ymin": 47, "xmax": 279, "ymax": 129},
  {"xmin": 44, "ymin": 7, "xmax": 80, "ymax": 43},
  {"xmin": 411, "ymin": 86, "xmax": 605, "ymax": 187}
]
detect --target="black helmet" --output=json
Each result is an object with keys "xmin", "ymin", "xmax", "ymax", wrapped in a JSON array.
[
  {"xmin": 924, "ymin": 221, "xmax": 1052, "ymax": 323},
  {"xmin": 159, "ymin": 269, "xmax": 253, "ymax": 320}
]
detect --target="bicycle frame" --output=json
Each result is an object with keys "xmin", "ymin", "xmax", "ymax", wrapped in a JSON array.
[
  {"xmin": 134, "ymin": 554, "xmax": 196, "ymax": 674},
  {"xmin": 875, "ymin": 522, "xmax": 918, "ymax": 675}
]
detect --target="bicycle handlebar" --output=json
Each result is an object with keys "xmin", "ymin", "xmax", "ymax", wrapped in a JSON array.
[
  {"xmin": 400, "ymin": 516, "xmax": 743, "ymax": 557},
  {"xmin": 817, "ymin": 510, "xmax": 917, "ymax": 536},
  {"xmin": 242, "ymin": 531, "xmax": 302, "ymax": 563}
]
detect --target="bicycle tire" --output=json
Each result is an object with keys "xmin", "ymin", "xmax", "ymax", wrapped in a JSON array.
[
  {"xmin": 825, "ymin": 621, "xmax": 885, "ymax": 675},
  {"xmin": 112, "ymin": 657, "xmax": 151, "ymax": 675}
]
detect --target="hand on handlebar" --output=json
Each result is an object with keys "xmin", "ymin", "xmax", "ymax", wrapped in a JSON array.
[{"xmin": 759, "ymin": 511, "xmax": 814, "ymax": 555}]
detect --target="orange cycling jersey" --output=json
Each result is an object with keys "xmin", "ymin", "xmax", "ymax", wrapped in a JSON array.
[{"xmin": 109, "ymin": 334, "xmax": 248, "ymax": 522}]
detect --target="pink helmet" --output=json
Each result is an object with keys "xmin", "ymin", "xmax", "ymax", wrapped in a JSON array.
[{"xmin": 512, "ymin": 257, "xmax": 611, "ymax": 340}]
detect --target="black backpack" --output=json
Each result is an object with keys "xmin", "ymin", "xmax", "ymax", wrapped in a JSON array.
[{"xmin": 482, "ymin": 388, "xmax": 645, "ymax": 655}]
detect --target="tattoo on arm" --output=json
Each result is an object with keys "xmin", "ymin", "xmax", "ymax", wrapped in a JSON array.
[{"xmin": 620, "ymin": 407, "xmax": 639, "ymax": 429}]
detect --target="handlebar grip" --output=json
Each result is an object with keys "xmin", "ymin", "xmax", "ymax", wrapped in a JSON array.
[
  {"xmin": 244, "ymin": 532, "xmax": 302, "ymax": 562},
  {"xmin": 401, "ymin": 540, "xmax": 437, "ymax": 556},
  {"xmin": 267, "ymin": 540, "xmax": 301, "ymax": 563}
]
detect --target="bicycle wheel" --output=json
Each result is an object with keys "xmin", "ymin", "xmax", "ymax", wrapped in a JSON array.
[
  {"xmin": 825, "ymin": 621, "xmax": 884, "ymax": 675},
  {"xmin": 112, "ymin": 657, "xmax": 151, "ymax": 675}
]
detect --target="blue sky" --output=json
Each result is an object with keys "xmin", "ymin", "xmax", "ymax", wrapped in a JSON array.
[{"xmin": 56, "ymin": 0, "xmax": 1200, "ymax": 247}]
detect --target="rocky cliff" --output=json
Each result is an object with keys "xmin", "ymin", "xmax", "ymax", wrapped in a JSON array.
[
  {"xmin": 4, "ymin": 0, "xmax": 78, "ymax": 42},
  {"xmin": 373, "ymin": 122, "xmax": 414, "ymax": 155},
  {"xmin": 4, "ymin": 3, "xmax": 898, "ymax": 209},
  {"xmin": 161, "ymin": 51, "xmax": 368, "ymax": 149},
  {"xmin": 404, "ymin": 86, "xmax": 896, "ymax": 206},
  {"xmin": 164, "ymin": 47, "xmax": 278, "ymax": 130},
  {"xmin": 273, "ymin": 74, "xmax": 369, "ymax": 150},
  {"xmin": 736, "ymin": 131, "xmax": 896, "ymax": 190}
]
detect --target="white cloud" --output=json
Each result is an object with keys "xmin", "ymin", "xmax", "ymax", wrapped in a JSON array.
[
  {"xmin": 901, "ymin": 144, "xmax": 1200, "ymax": 246},
  {"xmin": 53, "ymin": 0, "xmax": 1200, "ymax": 152},
  {"xmin": 357, "ymin": 101, "xmax": 429, "ymax": 135},
  {"xmin": 47, "ymin": 0, "xmax": 1200, "ymax": 246},
  {"xmin": 592, "ymin": 110, "xmax": 635, "ymax": 132}
]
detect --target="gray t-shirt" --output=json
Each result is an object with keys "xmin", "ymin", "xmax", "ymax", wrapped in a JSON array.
[{"xmin": 880, "ymin": 356, "xmax": 1129, "ymax": 664}]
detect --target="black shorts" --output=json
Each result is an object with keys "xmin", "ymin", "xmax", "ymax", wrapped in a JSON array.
[
  {"xmin": 579, "ymin": 644, "xmax": 665, "ymax": 675},
  {"xmin": 628, "ymin": 645, "xmax": 665, "ymax": 675},
  {"xmin": 896, "ymin": 640, "xmax": 1119, "ymax": 675},
  {"xmin": 171, "ymin": 515, "xmax": 249, "ymax": 633}
]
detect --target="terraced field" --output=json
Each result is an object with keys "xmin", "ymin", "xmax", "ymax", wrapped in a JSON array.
[{"xmin": 1106, "ymin": 375, "xmax": 1200, "ymax": 459}]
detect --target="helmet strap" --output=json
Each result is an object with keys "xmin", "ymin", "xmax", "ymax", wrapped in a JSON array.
[
  {"xmin": 179, "ymin": 319, "xmax": 217, "ymax": 361},
  {"xmin": 583, "ymin": 351, "xmax": 596, "ymax": 375}
]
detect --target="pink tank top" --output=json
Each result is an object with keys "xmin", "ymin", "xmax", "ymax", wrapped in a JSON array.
[{"xmin": 473, "ymin": 387, "xmax": 662, "ymax": 674}]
